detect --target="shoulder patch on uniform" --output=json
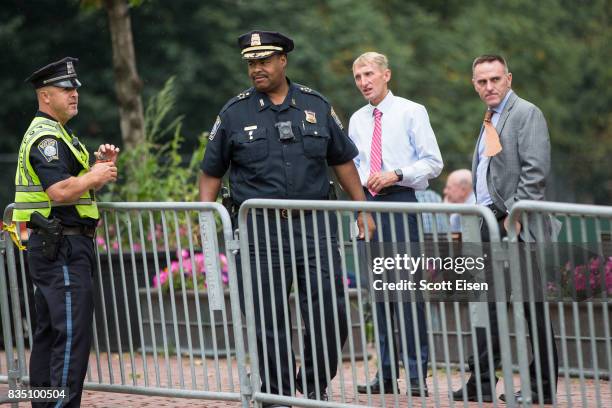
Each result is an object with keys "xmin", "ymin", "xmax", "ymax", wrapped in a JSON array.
[
  {"xmin": 209, "ymin": 116, "xmax": 221, "ymax": 141},
  {"xmin": 331, "ymin": 107, "xmax": 344, "ymax": 130},
  {"xmin": 37, "ymin": 138, "xmax": 59, "ymax": 162},
  {"xmin": 220, "ymin": 87, "xmax": 254, "ymax": 114}
]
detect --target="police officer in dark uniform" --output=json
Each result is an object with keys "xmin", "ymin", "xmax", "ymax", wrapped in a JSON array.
[
  {"xmin": 13, "ymin": 57, "xmax": 119, "ymax": 407},
  {"xmin": 199, "ymin": 31, "xmax": 374, "ymax": 405}
]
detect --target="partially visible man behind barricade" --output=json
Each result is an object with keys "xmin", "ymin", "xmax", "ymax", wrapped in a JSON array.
[
  {"xmin": 415, "ymin": 189, "xmax": 450, "ymax": 235},
  {"xmin": 198, "ymin": 31, "xmax": 375, "ymax": 406},
  {"xmin": 13, "ymin": 57, "xmax": 119, "ymax": 407},
  {"xmin": 443, "ymin": 169, "xmax": 475, "ymax": 233}
]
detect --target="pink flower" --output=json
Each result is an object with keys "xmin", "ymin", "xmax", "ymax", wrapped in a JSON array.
[
  {"xmin": 96, "ymin": 236, "xmax": 107, "ymax": 250},
  {"xmin": 219, "ymin": 254, "xmax": 228, "ymax": 272},
  {"xmin": 589, "ymin": 257, "xmax": 601, "ymax": 273},
  {"xmin": 183, "ymin": 259, "xmax": 193, "ymax": 275},
  {"xmin": 153, "ymin": 270, "xmax": 169, "ymax": 288},
  {"xmin": 194, "ymin": 253, "xmax": 205, "ymax": 274},
  {"xmin": 605, "ymin": 258, "xmax": 612, "ymax": 275},
  {"xmin": 152, "ymin": 252, "xmax": 229, "ymax": 291},
  {"xmin": 574, "ymin": 266, "xmax": 586, "ymax": 291},
  {"xmin": 589, "ymin": 272, "xmax": 600, "ymax": 290}
]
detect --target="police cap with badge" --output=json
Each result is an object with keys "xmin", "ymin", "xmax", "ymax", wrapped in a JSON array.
[
  {"xmin": 238, "ymin": 30, "xmax": 294, "ymax": 60},
  {"xmin": 25, "ymin": 57, "xmax": 82, "ymax": 89}
]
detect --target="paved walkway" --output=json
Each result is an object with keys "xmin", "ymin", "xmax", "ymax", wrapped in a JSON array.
[{"xmin": 1, "ymin": 351, "xmax": 610, "ymax": 407}]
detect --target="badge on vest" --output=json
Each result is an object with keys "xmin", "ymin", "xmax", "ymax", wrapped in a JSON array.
[{"xmin": 38, "ymin": 138, "xmax": 59, "ymax": 162}]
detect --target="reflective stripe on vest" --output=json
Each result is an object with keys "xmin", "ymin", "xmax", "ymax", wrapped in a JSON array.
[
  {"xmin": 13, "ymin": 117, "xmax": 99, "ymax": 222},
  {"xmin": 13, "ymin": 198, "xmax": 94, "ymax": 209}
]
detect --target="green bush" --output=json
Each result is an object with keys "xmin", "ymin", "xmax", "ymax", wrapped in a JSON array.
[{"xmin": 103, "ymin": 76, "xmax": 207, "ymax": 202}]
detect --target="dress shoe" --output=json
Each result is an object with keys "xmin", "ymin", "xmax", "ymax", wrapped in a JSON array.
[
  {"xmin": 306, "ymin": 390, "xmax": 328, "ymax": 401},
  {"xmin": 407, "ymin": 382, "xmax": 429, "ymax": 397},
  {"xmin": 451, "ymin": 381, "xmax": 494, "ymax": 402},
  {"xmin": 500, "ymin": 390, "xmax": 553, "ymax": 405},
  {"xmin": 357, "ymin": 378, "xmax": 398, "ymax": 394}
]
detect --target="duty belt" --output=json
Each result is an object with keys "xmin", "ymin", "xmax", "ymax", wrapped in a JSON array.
[{"xmin": 32, "ymin": 225, "xmax": 96, "ymax": 238}]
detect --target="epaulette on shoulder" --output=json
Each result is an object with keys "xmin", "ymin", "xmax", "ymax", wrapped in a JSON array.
[
  {"xmin": 295, "ymin": 83, "xmax": 328, "ymax": 104},
  {"xmin": 220, "ymin": 87, "xmax": 254, "ymax": 114}
]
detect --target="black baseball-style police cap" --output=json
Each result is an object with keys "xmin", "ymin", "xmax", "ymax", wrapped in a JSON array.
[
  {"xmin": 238, "ymin": 31, "xmax": 294, "ymax": 60},
  {"xmin": 25, "ymin": 57, "xmax": 82, "ymax": 89}
]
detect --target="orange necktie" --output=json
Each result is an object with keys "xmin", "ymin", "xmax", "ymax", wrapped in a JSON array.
[{"xmin": 483, "ymin": 110, "xmax": 502, "ymax": 157}]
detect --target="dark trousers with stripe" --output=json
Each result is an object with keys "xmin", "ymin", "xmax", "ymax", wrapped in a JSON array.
[
  {"xmin": 365, "ymin": 188, "xmax": 429, "ymax": 382},
  {"xmin": 27, "ymin": 234, "xmax": 95, "ymax": 408},
  {"xmin": 236, "ymin": 211, "xmax": 348, "ymax": 399}
]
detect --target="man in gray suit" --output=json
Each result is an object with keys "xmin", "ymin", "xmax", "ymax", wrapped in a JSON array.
[{"xmin": 452, "ymin": 55, "xmax": 558, "ymax": 404}]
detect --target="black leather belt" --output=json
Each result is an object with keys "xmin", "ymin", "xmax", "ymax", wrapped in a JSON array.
[
  {"xmin": 253, "ymin": 208, "xmax": 303, "ymax": 220},
  {"xmin": 364, "ymin": 185, "xmax": 414, "ymax": 196},
  {"xmin": 487, "ymin": 203, "xmax": 507, "ymax": 220},
  {"xmin": 62, "ymin": 225, "xmax": 96, "ymax": 238}
]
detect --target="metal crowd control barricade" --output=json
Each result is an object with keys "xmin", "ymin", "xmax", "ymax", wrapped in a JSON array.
[
  {"xmin": 1, "ymin": 205, "xmax": 23, "ymax": 408},
  {"xmin": 238, "ymin": 198, "xmax": 514, "ymax": 408},
  {"xmin": 507, "ymin": 200, "xmax": 612, "ymax": 407},
  {"xmin": 0, "ymin": 202, "xmax": 250, "ymax": 407}
]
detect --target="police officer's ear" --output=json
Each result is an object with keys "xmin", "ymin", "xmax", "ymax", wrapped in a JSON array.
[
  {"xmin": 36, "ymin": 87, "xmax": 51, "ymax": 104},
  {"xmin": 278, "ymin": 53, "xmax": 288, "ymax": 68}
]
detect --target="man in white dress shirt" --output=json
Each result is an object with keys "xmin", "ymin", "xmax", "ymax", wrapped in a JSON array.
[{"xmin": 349, "ymin": 51, "xmax": 443, "ymax": 397}]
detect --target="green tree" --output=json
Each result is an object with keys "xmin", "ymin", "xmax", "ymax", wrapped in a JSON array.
[{"xmin": 0, "ymin": 0, "xmax": 609, "ymax": 207}]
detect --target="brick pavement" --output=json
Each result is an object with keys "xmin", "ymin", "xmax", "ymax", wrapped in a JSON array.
[{"xmin": 2, "ymin": 351, "xmax": 610, "ymax": 407}]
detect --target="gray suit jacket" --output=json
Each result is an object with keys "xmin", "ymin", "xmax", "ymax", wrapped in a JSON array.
[{"xmin": 472, "ymin": 91, "xmax": 552, "ymax": 241}]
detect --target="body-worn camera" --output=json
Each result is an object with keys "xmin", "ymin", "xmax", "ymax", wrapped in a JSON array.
[{"xmin": 275, "ymin": 121, "xmax": 295, "ymax": 141}]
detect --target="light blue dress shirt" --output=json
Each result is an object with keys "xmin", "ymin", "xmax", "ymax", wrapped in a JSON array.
[
  {"xmin": 475, "ymin": 90, "xmax": 513, "ymax": 205},
  {"xmin": 449, "ymin": 192, "xmax": 476, "ymax": 232},
  {"xmin": 415, "ymin": 189, "xmax": 450, "ymax": 233},
  {"xmin": 348, "ymin": 91, "xmax": 443, "ymax": 190}
]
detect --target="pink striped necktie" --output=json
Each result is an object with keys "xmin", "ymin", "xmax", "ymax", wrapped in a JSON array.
[{"xmin": 368, "ymin": 108, "xmax": 383, "ymax": 196}]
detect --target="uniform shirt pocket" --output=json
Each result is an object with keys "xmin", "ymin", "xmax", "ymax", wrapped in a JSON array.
[
  {"xmin": 301, "ymin": 124, "xmax": 330, "ymax": 159},
  {"xmin": 232, "ymin": 128, "xmax": 269, "ymax": 164}
]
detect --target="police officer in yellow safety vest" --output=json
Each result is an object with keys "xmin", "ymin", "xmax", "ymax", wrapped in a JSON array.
[{"xmin": 14, "ymin": 57, "xmax": 119, "ymax": 407}]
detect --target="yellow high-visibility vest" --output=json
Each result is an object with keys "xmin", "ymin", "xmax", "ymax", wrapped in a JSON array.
[{"xmin": 13, "ymin": 116, "xmax": 99, "ymax": 222}]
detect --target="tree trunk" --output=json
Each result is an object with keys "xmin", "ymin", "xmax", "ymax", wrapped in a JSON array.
[{"xmin": 104, "ymin": 0, "xmax": 145, "ymax": 149}]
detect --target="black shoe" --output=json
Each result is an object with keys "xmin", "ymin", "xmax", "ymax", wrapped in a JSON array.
[
  {"xmin": 407, "ymin": 382, "xmax": 429, "ymax": 397},
  {"xmin": 306, "ymin": 390, "xmax": 328, "ymax": 401},
  {"xmin": 500, "ymin": 390, "xmax": 553, "ymax": 405},
  {"xmin": 356, "ymin": 378, "xmax": 398, "ymax": 394},
  {"xmin": 451, "ymin": 382, "xmax": 494, "ymax": 402}
]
